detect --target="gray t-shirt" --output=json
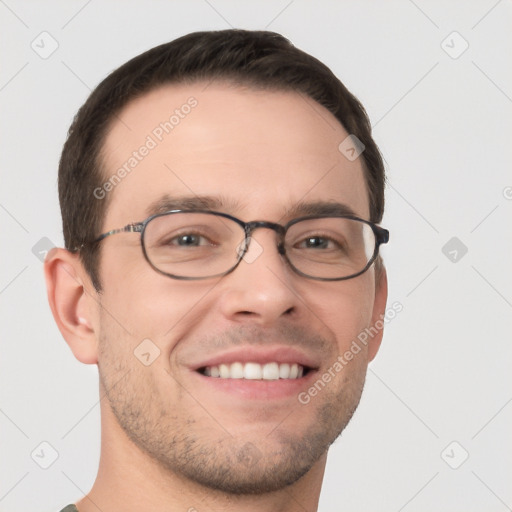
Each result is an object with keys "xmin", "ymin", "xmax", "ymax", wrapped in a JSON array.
[{"xmin": 59, "ymin": 506, "xmax": 78, "ymax": 512}]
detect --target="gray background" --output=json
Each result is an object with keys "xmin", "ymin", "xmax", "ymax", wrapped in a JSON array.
[{"xmin": 1, "ymin": 1, "xmax": 511, "ymax": 511}]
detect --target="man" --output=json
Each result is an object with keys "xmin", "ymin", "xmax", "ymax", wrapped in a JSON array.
[{"xmin": 45, "ymin": 29, "xmax": 389, "ymax": 512}]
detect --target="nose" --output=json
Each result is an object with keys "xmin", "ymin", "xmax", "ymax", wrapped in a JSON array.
[{"xmin": 217, "ymin": 229, "xmax": 299, "ymax": 326}]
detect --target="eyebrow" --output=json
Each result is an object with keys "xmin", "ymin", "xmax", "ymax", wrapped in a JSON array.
[
  {"xmin": 282, "ymin": 200, "xmax": 357, "ymax": 218},
  {"xmin": 145, "ymin": 194, "xmax": 358, "ymax": 220},
  {"xmin": 145, "ymin": 195, "xmax": 242, "ymax": 217}
]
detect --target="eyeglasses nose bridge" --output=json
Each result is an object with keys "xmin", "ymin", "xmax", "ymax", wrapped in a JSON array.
[{"xmin": 242, "ymin": 220, "xmax": 286, "ymax": 255}]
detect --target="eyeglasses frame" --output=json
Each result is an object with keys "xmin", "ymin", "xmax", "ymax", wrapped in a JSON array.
[{"xmin": 85, "ymin": 209, "xmax": 389, "ymax": 281}]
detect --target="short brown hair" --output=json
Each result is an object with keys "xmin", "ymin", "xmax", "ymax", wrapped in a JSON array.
[{"xmin": 59, "ymin": 29, "xmax": 385, "ymax": 290}]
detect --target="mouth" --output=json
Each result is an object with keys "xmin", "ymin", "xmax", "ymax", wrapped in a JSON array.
[
  {"xmin": 189, "ymin": 346, "xmax": 320, "ymax": 400},
  {"xmin": 197, "ymin": 361, "xmax": 312, "ymax": 380}
]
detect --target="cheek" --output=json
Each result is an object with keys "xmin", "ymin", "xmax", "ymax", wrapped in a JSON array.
[
  {"xmin": 305, "ymin": 273, "xmax": 376, "ymax": 351},
  {"xmin": 100, "ymin": 253, "xmax": 219, "ymax": 344}
]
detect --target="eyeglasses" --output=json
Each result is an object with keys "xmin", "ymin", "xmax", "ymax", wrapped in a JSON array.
[{"xmin": 87, "ymin": 209, "xmax": 389, "ymax": 281}]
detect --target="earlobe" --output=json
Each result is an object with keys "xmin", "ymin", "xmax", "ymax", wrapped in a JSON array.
[
  {"xmin": 44, "ymin": 248, "xmax": 99, "ymax": 364},
  {"xmin": 367, "ymin": 266, "xmax": 388, "ymax": 362}
]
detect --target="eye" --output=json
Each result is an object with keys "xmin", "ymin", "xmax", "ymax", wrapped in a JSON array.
[
  {"xmin": 296, "ymin": 236, "xmax": 338, "ymax": 250},
  {"xmin": 168, "ymin": 233, "xmax": 212, "ymax": 247}
]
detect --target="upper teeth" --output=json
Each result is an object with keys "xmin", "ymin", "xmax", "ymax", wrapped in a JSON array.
[{"xmin": 203, "ymin": 362, "xmax": 304, "ymax": 380}]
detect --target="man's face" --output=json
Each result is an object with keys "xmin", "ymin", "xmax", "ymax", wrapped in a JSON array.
[{"xmin": 92, "ymin": 82, "xmax": 385, "ymax": 493}]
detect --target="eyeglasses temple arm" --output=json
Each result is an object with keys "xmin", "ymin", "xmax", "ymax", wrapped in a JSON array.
[
  {"xmin": 375, "ymin": 226, "xmax": 389, "ymax": 245},
  {"xmin": 93, "ymin": 223, "xmax": 144, "ymax": 243}
]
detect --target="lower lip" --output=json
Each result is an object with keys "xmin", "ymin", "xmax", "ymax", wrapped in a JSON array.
[{"xmin": 191, "ymin": 369, "xmax": 318, "ymax": 400}]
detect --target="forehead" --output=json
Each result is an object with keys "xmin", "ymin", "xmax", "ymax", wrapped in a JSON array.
[{"xmin": 100, "ymin": 82, "xmax": 369, "ymax": 227}]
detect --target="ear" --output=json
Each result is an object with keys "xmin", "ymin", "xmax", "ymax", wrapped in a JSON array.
[
  {"xmin": 44, "ymin": 247, "xmax": 99, "ymax": 364},
  {"xmin": 367, "ymin": 266, "xmax": 388, "ymax": 362}
]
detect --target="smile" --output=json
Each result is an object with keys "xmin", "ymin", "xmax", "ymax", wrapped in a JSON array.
[{"xmin": 199, "ymin": 362, "xmax": 309, "ymax": 380}]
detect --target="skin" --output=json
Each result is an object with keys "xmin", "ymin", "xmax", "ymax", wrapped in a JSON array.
[{"xmin": 45, "ymin": 82, "xmax": 388, "ymax": 512}]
